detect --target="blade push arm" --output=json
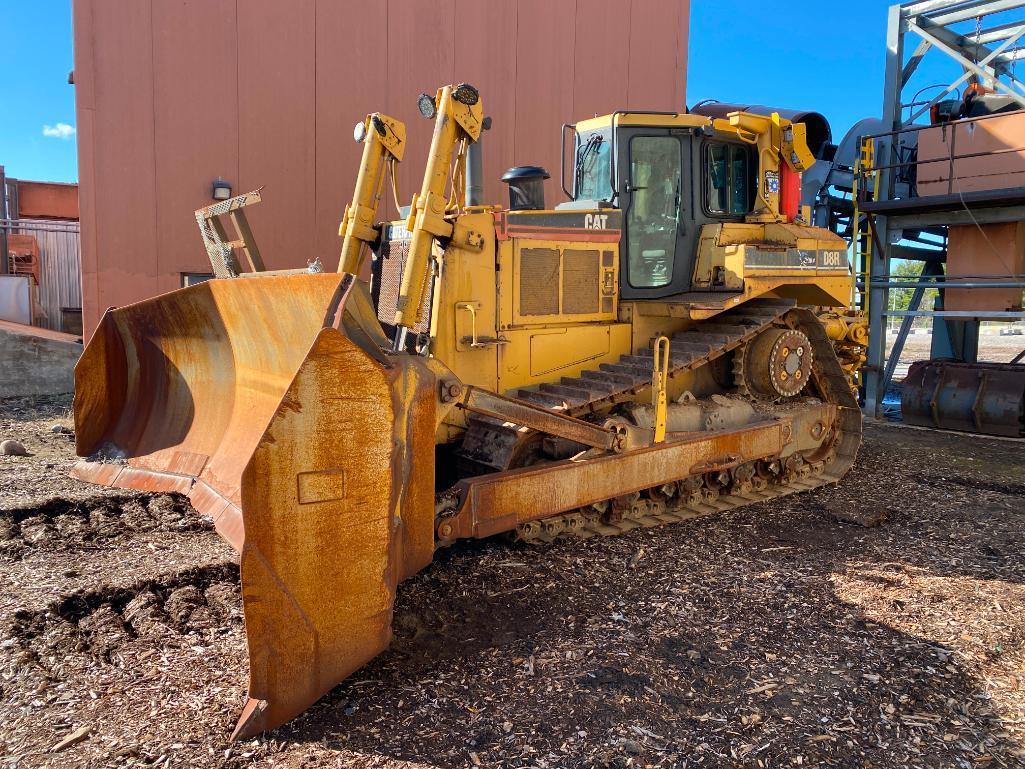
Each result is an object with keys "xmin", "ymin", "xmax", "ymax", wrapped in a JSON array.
[
  {"xmin": 338, "ymin": 113, "xmax": 406, "ymax": 275},
  {"xmin": 392, "ymin": 84, "xmax": 484, "ymax": 349}
]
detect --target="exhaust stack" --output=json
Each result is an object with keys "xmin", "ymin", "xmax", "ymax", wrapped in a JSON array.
[{"xmin": 465, "ymin": 116, "xmax": 491, "ymax": 207}]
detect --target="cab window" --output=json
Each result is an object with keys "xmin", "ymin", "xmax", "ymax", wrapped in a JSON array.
[
  {"xmin": 706, "ymin": 142, "xmax": 754, "ymax": 216},
  {"xmin": 626, "ymin": 135, "xmax": 682, "ymax": 289},
  {"xmin": 574, "ymin": 131, "xmax": 613, "ymax": 202}
]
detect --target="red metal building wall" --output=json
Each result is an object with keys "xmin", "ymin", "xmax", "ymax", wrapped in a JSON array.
[
  {"xmin": 13, "ymin": 182, "xmax": 79, "ymax": 221},
  {"xmin": 73, "ymin": 0, "xmax": 689, "ymax": 336}
]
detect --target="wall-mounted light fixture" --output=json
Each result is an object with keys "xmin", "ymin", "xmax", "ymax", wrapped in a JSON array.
[{"xmin": 212, "ymin": 178, "xmax": 232, "ymax": 201}]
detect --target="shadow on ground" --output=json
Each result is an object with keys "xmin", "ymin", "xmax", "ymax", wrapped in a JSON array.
[{"xmin": 263, "ymin": 423, "xmax": 1025, "ymax": 768}]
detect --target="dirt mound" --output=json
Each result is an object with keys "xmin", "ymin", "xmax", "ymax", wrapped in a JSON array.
[{"xmin": 0, "ymin": 493, "xmax": 210, "ymax": 558}]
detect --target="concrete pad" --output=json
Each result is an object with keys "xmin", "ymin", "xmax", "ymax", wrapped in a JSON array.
[{"xmin": 0, "ymin": 320, "xmax": 81, "ymax": 396}]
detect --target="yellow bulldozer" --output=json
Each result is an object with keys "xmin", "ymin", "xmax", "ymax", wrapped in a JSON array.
[{"xmin": 72, "ymin": 83, "xmax": 862, "ymax": 738}]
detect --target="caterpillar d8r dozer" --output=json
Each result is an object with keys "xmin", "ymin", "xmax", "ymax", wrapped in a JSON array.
[{"xmin": 72, "ymin": 84, "xmax": 862, "ymax": 738}]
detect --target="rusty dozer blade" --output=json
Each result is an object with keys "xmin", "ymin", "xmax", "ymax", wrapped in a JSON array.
[{"xmin": 72, "ymin": 273, "xmax": 439, "ymax": 738}]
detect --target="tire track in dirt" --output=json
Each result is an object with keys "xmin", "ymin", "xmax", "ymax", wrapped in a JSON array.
[
  {"xmin": 908, "ymin": 471, "xmax": 1025, "ymax": 498},
  {"xmin": 0, "ymin": 493, "xmax": 211, "ymax": 559},
  {"xmin": 6, "ymin": 563, "xmax": 241, "ymax": 685}
]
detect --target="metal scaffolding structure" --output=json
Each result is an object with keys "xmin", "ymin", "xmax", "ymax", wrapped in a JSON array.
[{"xmin": 861, "ymin": 0, "xmax": 1025, "ymax": 417}]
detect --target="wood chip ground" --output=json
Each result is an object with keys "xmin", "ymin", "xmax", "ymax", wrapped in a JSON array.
[{"xmin": 1, "ymin": 394, "xmax": 1023, "ymax": 768}]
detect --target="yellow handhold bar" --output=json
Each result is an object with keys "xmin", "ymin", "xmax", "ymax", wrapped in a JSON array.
[{"xmin": 652, "ymin": 336, "xmax": 670, "ymax": 444}]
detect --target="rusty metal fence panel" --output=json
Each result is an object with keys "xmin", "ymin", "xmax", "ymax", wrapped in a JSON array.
[{"xmin": 1, "ymin": 218, "xmax": 82, "ymax": 332}]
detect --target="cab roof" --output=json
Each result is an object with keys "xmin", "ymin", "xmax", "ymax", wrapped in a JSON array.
[{"xmin": 575, "ymin": 112, "xmax": 714, "ymax": 132}]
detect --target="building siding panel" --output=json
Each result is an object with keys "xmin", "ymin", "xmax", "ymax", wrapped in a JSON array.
[
  {"xmin": 514, "ymin": 0, "xmax": 578, "ymax": 207},
  {"xmin": 385, "ymin": 0, "xmax": 458, "ymax": 219},
  {"xmin": 314, "ymin": 0, "xmax": 391, "ymax": 265},
  {"xmin": 573, "ymin": 0, "xmax": 633, "ymax": 121},
  {"xmin": 452, "ymin": 0, "xmax": 519, "ymax": 207},
  {"xmin": 236, "ymin": 0, "xmax": 318, "ymax": 271},
  {"xmin": 80, "ymin": 0, "xmax": 159, "ymax": 333},
  {"xmin": 72, "ymin": 0, "xmax": 97, "ymax": 331},
  {"xmin": 27, "ymin": 220, "xmax": 82, "ymax": 332},
  {"xmin": 628, "ymin": 0, "xmax": 689, "ymax": 108},
  {"xmin": 74, "ymin": 0, "xmax": 689, "ymax": 337},
  {"xmin": 152, "ymin": 0, "xmax": 239, "ymax": 293}
]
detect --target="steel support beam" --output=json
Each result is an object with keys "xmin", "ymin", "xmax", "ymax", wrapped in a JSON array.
[
  {"xmin": 889, "ymin": 244, "xmax": 947, "ymax": 261},
  {"xmin": 964, "ymin": 18, "xmax": 1025, "ymax": 44},
  {"xmin": 903, "ymin": 38, "xmax": 935, "ymax": 83},
  {"xmin": 925, "ymin": 0, "xmax": 1025, "ymax": 27},
  {"xmin": 905, "ymin": 20, "xmax": 1025, "ymax": 119},
  {"xmin": 866, "ymin": 3, "xmax": 908, "ymax": 418},
  {"xmin": 0, "ymin": 166, "xmax": 7, "ymax": 277},
  {"xmin": 884, "ymin": 309, "xmax": 1025, "ymax": 318},
  {"xmin": 914, "ymin": 16, "xmax": 1023, "ymax": 76},
  {"xmin": 881, "ymin": 261, "xmax": 944, "ymax": 396},
  {"xmin": 890, "ymin": 204, "xmax": 1025, "ymax": 228},
  {"xmin": 873, "ymin": 279, "xmax": 1025, "ymax": 287}
]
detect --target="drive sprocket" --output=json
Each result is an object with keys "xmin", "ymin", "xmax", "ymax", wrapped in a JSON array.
[{"xmin": 734, "ymin": 326, "xmax": 814, "ymax": 400}]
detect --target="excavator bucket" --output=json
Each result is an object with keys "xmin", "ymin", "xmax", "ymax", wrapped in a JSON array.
[{"xmin": 71, "ymin": 273, "xmax": 439, "ymax": 738}]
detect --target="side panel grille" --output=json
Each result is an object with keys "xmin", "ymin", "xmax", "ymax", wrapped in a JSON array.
[
  {"xmin": 562, "ymin": 249, "xmax": 599, "ymax": 314},
  {"xmin": 516, "ymin": 245, "xmax": 614, "ymax": 320},
  {"xmin": 373, "ymin": 236, "xmax": 432, "ymax": 334},
  {"xmin": 519, "ymin": 248, "xmax": 560, "ymax": 316}
]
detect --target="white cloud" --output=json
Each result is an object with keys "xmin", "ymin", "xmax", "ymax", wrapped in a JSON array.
[{"xmin": 42, "ymin": 123, "xmax": 76, "ymax": 140}]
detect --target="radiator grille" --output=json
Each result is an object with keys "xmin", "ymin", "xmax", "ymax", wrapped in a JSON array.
[
  {"xmin": 519, "ymin": 248, "xmax": 560, "ymax": 316},
  {"xmin": 374, "ymin": 235, "xmax": 433, "ymax": 334},
  {"xmin": 562, "ymin": 249, "xmax": 600, "ymax": 314}
]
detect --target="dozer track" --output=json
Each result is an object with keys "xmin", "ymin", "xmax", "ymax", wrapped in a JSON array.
[
  {"xmin": 455, "ymin": 305, "xmax": 862, "ymax": 541},
  {"xmin": 514, "ymin": 466, "xmax": 830, "ymax": 543},
  {"xmin": 522, "ymin": 298, "xmax": 796, "ymax": 415},
  {"xmin": 459, "ymin": 298, "xmax": 799, "ymax": 471}
]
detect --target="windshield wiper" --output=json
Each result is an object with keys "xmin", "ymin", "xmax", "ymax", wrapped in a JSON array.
[{"xmin": 574, "ymin": 134, "xmax": 604, "ymax": 200}]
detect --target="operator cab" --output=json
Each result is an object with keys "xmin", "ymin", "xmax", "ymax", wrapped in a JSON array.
[{"xmin": 561, "ymin": 113, "xmax": 758, "ymax": 299}]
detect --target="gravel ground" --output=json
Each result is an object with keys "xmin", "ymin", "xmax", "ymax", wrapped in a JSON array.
[
  {"xmin": 885, "ymin": 332, "xmax": 1025, "ymax": 379},
  {"xmin": 1, "ymin": 394, "xmax": 1023, "ymax": 768}
]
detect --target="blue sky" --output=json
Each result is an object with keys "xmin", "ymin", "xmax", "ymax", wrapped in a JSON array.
[
  {"xmin": 1, "ymin": 0, "xmax": 76, "ymax": 182},
  {"xmin": 0, "ymin": 0, "xmax": 1010, "ymax": 183}
]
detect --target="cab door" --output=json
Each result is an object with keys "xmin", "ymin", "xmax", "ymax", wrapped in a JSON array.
[{"xmin": 617, "ymin": 128, "xmax": 697, "ymax": 299}]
